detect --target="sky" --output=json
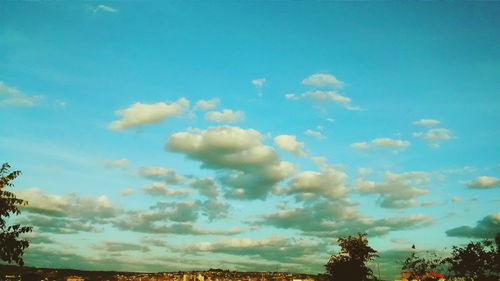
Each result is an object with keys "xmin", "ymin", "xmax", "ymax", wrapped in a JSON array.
[{"xmin": 1, "ymin": 1, "xmax": 499, "ymax": 280}]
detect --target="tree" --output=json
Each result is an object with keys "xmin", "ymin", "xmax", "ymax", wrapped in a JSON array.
[
  {"xmin": 0, "ymin": 163, "xmax": 32, "ymax": 266},
  {"xmin": 325, "ymin": 233, "xmax": 379, "ymax": 281},
  {"xmin": 401, "ymin": 251, "xmax": 444, "ymax": 281},
  {"xmin": 442, "ymin": 233, "xmax": 500, "ymax": 281}
]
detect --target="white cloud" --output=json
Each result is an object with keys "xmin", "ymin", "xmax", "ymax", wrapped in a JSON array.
[
  {"xmin": 103, "ymin": 158, "xmax": 129, "ymax": 168},
  {"xmin": 302, "ymin": 73, "xmax": 344, "ymax": 89},
  {"xmin": 93, "ymin": 5, "xmax": 118, "ymax": 13},
  {"xmin": 184, "ymin": 235, "xmax": 324, "ymax": 264},
  {"xmin": 286, "ymin": 90, "xmax": 359, "ymax": 110},
  {"xmin": 350, "ymin": 138, "xmax": 410, "ymax": 152},
  {"xmin": 142, "ymin": 182, "xmax": 190, "ymax": 197},
  {"xmin": 16, "ymin": 187, "xmax": 122, "ymax": 219},
  {"xmin": 195, "ymin": 98, "xmax": 220, "ymax": 111},
  {"xmin": 136, "ymin": 166, "xmax": 184, "ymax": 184},
  {"xmin": 109, "ymin": 98, "xmax": 189, "ymax": 130},
  {"xmin": 120, "ymin": 188, "xmax": 135, "ymax": 196},
  {"xmin": 413, "ymin": 128, "xmax": 452, "ymax": 147},
  {"xmin": 205, "ymin": 109, "xmax": 244, "ymax": 123},
  {"xmin": 413, "ymin": 119, "xmax": 441, "ymax": 126},
  {"xmin": 274, "ymin": 135, "xmax": 304, "ymax": 156},
  {"xmin": 350, "ymin": 142, "xmax": 370, "ymax": 150},
  {"xmin": 464, "ymin": 176, "xmax": 500, "ymax": 189},
  {"xmin": 371, "ymin": 138, "xmax": 410, "ymax": 148},
  {"xmin": 259, "ymin": 199, "xmax": 431, "ymax": 238},
  {"xmin": 305, "ymin": 129, "xmax": 325, "ymax": 140},
  {"xmin": 251, "ymin": 78, "xmax": 266, "ymax": 97},
  {"xmin": 167, "ymin": 126, "xmax": 295, "ymax": 199},
  {"xmin": 356, "ymin": 171, "xmax": 430, "ymax": 208},
  {"xmin": 189, "ymin": 178, "xmax": 220, "ymax": 198},
  {"xmin": 0, "ymin": 81, "xmax": 42, "ymax": 107},
  {"xmin": 279, "ymin": 164, "xmax": 349, "ymax": 200}
]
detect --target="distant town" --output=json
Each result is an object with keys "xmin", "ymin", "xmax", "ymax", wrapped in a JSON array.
[{"xmin": 0, "ymin": 265, "xmax": 327, "ymax": 281}]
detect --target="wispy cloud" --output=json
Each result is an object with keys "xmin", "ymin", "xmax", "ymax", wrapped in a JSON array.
[
  {"xmin": 0, "ymin": 81, "xmax": 42, "ymax": 107},
  {"xmin": 286, "ymin": 90, "xmax": 360, "ymax": 110},
  {"xmin": 350, "ymin": 137, "xmax": 410, "ymax": 153},
  {"xmin": 413, "ymin": 119, "xmax": 441, "ymax": 126},
  {"xmin": 93, "ymin": 5, "xmax": 118, "ymax": 14},
  {"xmin": 251, "ymin": 78, "xmax": 266, "ymax": 97},
  {"xmin": 205, "ymin": 109, "xmax": 245, "ymax": 123},
  {"xmin": 305, "ymin": 129, "xmax": 325, "ymax": 139}
]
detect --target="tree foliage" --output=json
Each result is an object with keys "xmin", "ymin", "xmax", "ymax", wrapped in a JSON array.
[
  {"xmin": 0, "ymin": 163, "xmax": 32, "ymax": 266},
  {"xmin": 402, "ymin": 233, "xmax": 500, "ymax": 281},
  {"xmin": 442, "ymin": 233, "xmax": 500, "ymax": 281},
  {"xmin": 401, "ymin": 251, "xmax": 443, "ymax": 281},
  {"xmin": 325, "ymin": 233, "xmax": 378, "ymax": 281}
]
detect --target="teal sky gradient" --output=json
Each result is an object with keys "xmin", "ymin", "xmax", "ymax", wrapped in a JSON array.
[{"xmin": 1, "ymin": 2, "xmax": 499, "ymax": 280}]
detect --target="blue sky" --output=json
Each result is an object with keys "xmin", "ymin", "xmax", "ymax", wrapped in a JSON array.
[{"xmin": 1, "ymin": 1, "xmax": 499, "ymax": 279}]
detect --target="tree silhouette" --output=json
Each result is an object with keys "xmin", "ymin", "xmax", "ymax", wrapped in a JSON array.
[
  {"xmin": 442, "ymin": 233, "xmax": 500, "ymax": 281},
  {"xmin": 0, "ymin": 163, "xmax": 32, "ymax": 266},
  {"xmin": 401, "ymin": 251, "xmax": 443, "ymax": 281},
  {"xmin": 325, "ymin": 233, "xmax": 378, "ymax": 281}
]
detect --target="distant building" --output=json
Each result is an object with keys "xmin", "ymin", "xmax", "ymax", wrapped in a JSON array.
[
  {"xmin": 401, "ymin": 271, "xmax": 445, "ymax": 281},
  {"xmin": 66, "ymin": 276, "xmax": 85, "ymax": 281}
]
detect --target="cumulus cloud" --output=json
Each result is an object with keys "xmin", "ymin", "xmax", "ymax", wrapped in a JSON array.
[
  {"xmin": 199, "ymin": 199, "xmax": 230, "ymax": 221},
  {"xmin": 446, "ymin": 213, "xmax": 500, "ymax": 238},
  {"xmin": 110, "ymin": 199, "xmax": 235, "ymax": 234},
  {"xmin": 305, "ymin": 129, "xmax": 325, "ymax": 139},
  {"xmin": 189, "ymin": 177, "xmax": 220, "ymax": 198},
  {"xmin": 356, "ymin": 171, "xmax": 430, "ymax": 208},
  {"xmin": 286, "ymin": 90, "xmax": 359, "ymax": 110},
  {"xmin": 0, "ymin": 81, "xmax": 42, "ymax": 107},
  {"xmin": 463, "ymin": 176, "xmax": 500, "ymax": 189},
  {"xmin": 185, "ymin": 235, "xmax": 324, "ymax": 264},
  {"xmin": 413, "ymin": 119, "xmax": 441, "ymax": 126},
  {"xmin": 350, "ymin": 138, "xmax": 410, "ymax": 152},
  {"xmin": 205, "ymin": 109, "xmax": 244, "ymax": 123},
  {"xmin": 258, "ymin": 199, "xmax": 431, "ymax": 238},
  {"xmin": 16, "ymin": 187, "xmax": 122, "ymax": 219},
  {"xmin": 274, "ymin": 135, "xmax": 304, "ymax": 156},
  {"xmin": 142, "ymin": 182, "xmax": 190, "ymax": 197},
  {"xmin": 167, "ymin": 126, "xmax": 295, "ymax": 199},
  {"xmin": 113, "ymin": 219, "xmax": 243, "ymax": 236},
  {"xmin": 18, "ymin": 214, "xmax": 103, "ymax": 234},
  {"xmin": 302, "ymin": 73, "xmax": 344, "ymax": 89},
  {"xmin": 251, "ymin": 78, "xmax": 266, "ymax": 97},
  {"xmin": 413, "ymin": 128, "xmax": 452, "ymax": 147},
  {"xmin": 14, "ymin": 188, "xmax": 123, "ymax": 234},
  {"xmin": 195, "ymin": 98, "xmax": 220, "ymax": 111},
  {"xmin": 136, "ymin": 166, "xmax": 184, "ymax": 184},
  {"xmin": 277, "ymin": 164, "xmax": 349, "ymax": 200},
  {"xmin": 109, "ymin": 98, "xmax": 189, "ymax": 130}
]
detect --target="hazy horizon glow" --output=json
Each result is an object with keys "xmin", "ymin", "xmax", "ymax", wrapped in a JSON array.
[{"xmin": 1, "ymin": 2, "xmax": 499, "ymax": 280}]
